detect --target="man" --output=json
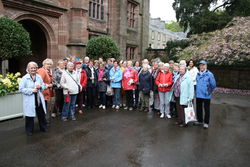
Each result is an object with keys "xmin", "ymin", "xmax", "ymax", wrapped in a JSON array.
[{"xmin": 195, "ymin": 60, "xmax": 216, "ymax": 129}]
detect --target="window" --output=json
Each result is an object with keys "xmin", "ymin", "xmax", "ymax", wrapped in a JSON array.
[
  {"xmin": 127, "ymin": 1, "xmax": 137, "ymax": 28},
  {"xmin": 158, "ymin": 33, "xmax": 161, "ymax": 41},
  {"xmin": 89, "ymin": 0, "xmax": 104, "ymax": 20},
  {"xmin": 126, "ymin": 46, "xmax": 137, "ymax": 60},
  {"xmin": 152, "ymin": 31, "xmax": 155, "ymax": 40}
]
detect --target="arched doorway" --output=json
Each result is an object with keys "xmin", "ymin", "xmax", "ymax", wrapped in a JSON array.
[{"xmin": 9, "ymin": 19, "xmax": 47, "ymax": 75}]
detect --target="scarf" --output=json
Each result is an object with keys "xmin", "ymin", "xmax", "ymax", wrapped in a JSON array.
[
  {"xmin": 124, "ymin": 67, "xmax": 134, "ymax": 78},
  {"xmin": 98, "ymin": 68, "xmax": 104, "ymax": 81}
]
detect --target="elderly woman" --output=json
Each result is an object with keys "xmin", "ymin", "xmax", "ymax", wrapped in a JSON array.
[
  {"xmin": 122, "ymin": 60, "xmax": 138, "ymax": 111},
  {"xmin": 155, "ymin": 63, "xmax": 173, "ymax": 119},
  {"xmin": 19, "ymin": 62, "xmax": 48, "ymax": 136},
  {"xmin": 37, "ymin": 58, "xmax": 54, "ymax": 107},
  {"xmin": 172, "ymin": 65, "xmax": 194, "ymax": 127},
  {"xmin": 138, "ymin": 64, "xmax": 152, "ymax": 112},
  {"xmin": 97, "ymin": 63, "xmax": 109, "ymax": 109},
  {"xmin": 52, "ymin": 59, "xmax": 66, "ymax": 117},
  {"xmin": 60, "ymin": 62, "xmax": 81, "ymax": 121}
]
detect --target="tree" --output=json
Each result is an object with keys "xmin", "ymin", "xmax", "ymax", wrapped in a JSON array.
[
  {"xmin": 165, "ymin": 21, "xmax": 184, "ymax": 32},
  {"xmin": 0, "ymin": 17, "xmax": 32, "ymax": 60},
  {"xmin": 173, "ymin": 0, "xmax": 250, "ymax": 35},
  {"xmin": 86, "ymin": 36, "xmax": 120, "ymax": 60}
]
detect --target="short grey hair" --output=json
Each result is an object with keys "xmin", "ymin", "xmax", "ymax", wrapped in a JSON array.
[
  {"xmin": 42, "ymin": 58, "xmax": 53, "ymax": 66},
  {"xmin": 67, "ymin": 62, "xmax": 74, "ymax": 68},
  {"xmin": 26, "ymin": 61, "xmax": 38, "ymax": 73}
]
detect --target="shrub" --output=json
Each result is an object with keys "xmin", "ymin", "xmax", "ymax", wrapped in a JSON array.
[{"xmin": 86, "ymin": 36, "xmax": 120, "ymax": 60}]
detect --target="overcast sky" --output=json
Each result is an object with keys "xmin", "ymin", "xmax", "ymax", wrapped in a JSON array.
[{"xmin": 150, "ymin": 0, "xmax": 176, "ymax": 21}]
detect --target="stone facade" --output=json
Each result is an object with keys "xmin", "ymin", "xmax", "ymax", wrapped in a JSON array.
[
  {"xmin": 0, "ymin": 0, "xmax": 149, "ymax": 73},
  {"xmin": 149, "ymin": 18, "xmax": 187, "ymax": 49}
]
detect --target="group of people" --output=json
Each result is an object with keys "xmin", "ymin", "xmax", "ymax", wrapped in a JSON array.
[{"xmin": 19, "ymin": 57, "xmax": 216, "ymax": 136}]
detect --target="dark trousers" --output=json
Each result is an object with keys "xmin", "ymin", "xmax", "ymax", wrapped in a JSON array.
[
  {"xmin": 77, "ymin": 91, "xmax": 85, "ymax": 111},
  {"xmin": 134, "ymin": 88, "xmax": 139, "ymax": 108},
  {"xmin": 86, "ymin": 86, "xmax": 96, "ymax": 108},
  {"xmin": 126, "ymin": 90, "xmax": 134, "ymax": 108},
  {"xmin": 175, "ymin": 97, "xmax": 186, "ymax": 124},
  {"xmin": 170, "ymin": 102, "xmax": 177, "ymax": 117},
  {"xmin": 25, "ymin": 105, "xmax": 47, "ymax": 133},
  {"xmin": 53, "ymin": 89, "xmax": 64, "ymax": 113},
  {"xmin": 196, "ymin": 98, "xmax": 211, "ymax": 124},
  {"xmin": 99, "ymin": 92, "xmax": 106, "ymax": 106}
]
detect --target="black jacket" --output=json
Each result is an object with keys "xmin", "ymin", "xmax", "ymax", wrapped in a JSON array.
[
  {"xmin": 138, "ymin": 71, "xmax": 153, "ymax": 94},
  {"xmin": 85, "ymin": 66, "xmax": 98, "ymax": 88}
]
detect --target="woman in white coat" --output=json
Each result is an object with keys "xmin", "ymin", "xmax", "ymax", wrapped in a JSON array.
[{"xmin": 19, "ymin": 62, "xmax": 48, "ymax": 136}]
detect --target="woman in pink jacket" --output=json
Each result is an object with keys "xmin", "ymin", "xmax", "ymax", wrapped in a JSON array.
[{"xmin": 122, "ymin": 61, "xmax": 138, "ymax": 111}]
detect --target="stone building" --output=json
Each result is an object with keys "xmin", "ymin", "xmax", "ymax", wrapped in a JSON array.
[
  {"xmin": 0, "ymin": 0, "xmax": 149, "ymax": 74},
  {"xmin": 149, "ymin": 18, "xmax": 186, "ymax": 49}
]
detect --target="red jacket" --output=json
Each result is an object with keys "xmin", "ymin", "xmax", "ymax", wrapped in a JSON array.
[
  {"xmin": 80, "ymin": 69, "xmax": 87, "ymax": 88},
  {"xmin": 122, "ymin": 68, "xmax": 138, "ymax": 90},
  {"xmin": 155, "ymin": 71, "xmax": 173, "ymax": 92}
]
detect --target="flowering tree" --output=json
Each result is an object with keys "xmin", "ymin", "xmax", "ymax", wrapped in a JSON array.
[{"xmin": 0, "ymin": 72, "xmax": 21, "ymax": 96}]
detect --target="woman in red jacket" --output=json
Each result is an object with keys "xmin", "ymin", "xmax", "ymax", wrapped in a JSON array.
[
  {"xmin": 122, "ymin": 60, "xmax": 138, "ymax": 111},
  {"xmin": 75, "ymin": 61, "xmax": 87, "ymax": 114},
  {"xmin": 155, "ymin": 63, "xmax": 173, "ymax": 119}
]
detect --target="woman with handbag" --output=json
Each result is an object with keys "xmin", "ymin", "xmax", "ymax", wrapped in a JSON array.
[
  {"xmin": 97, "ymin": 63, "xmax": 109, "ymax": 109},
  {"xmin": 171, "ymin": 65, "xmax": 194, "ymax": 127},
  {"xmin": 60, "ymin": 62, "xmax": 82, "ymax": 121},
  {"xmin": 138, "ymin": 64, "xmax": 153, "ymax": 112}
]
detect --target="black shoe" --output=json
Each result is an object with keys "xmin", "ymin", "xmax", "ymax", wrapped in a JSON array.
[
  {"xmin": 179, "ymin": 124, "xmax": 188, "ymax": 128},
  {"xmin": 26, "ymin": 132, "xmax": 33, "ymax": 136},
  {"xmin": 41, "ymin": 128, "xmax": 48, "ymax": 132}
]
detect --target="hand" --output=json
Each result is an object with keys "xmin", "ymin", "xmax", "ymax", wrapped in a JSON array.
[
  {"xmin": 164, "ymin": 84, "xmax": 168, "ymax": 87},
  {"xmin": 159, "ymin": 84, "xmax": 162, "ymax": 87},
  {"xmin": 35, "ymin": 84, "xmax": 41, "ymax": 89},
  {"xmin": 33, "ymin": 88, "xmax": 38, "ymax": 93},
  {"xmin": 103, "ymin": 78, "xmax": 107, "ymax": 81},
  {"xmin": 47, "ymin": 84, "xmax": 53, "ymax": 88},
  {"xmin": 90, "ymin": 77, "xmax": 94, "ymax": 80}
]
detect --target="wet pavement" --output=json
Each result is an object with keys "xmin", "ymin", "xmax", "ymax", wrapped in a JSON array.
[{"xmin": 0, "ymin": 93, "xmax": 249, "ymax": 167}]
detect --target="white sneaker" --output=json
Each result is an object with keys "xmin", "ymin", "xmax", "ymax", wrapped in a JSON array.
[
  {"xmin": 160, "ymin": 114, "xmax": 164, "ymax": 118},
  {"xmin": 112, "ymin": 105, "xmax": 115, "ymax": 109},
  {"xmin": 115, "ymin": 106, "xmax": 120, "ymax": 110},
  {"xmin": 166, "ymin": 114, "xmax": 171, "ymax": 119},
  {"xmin": 102, "ymin": 106, "xmax": 106, "ymax": 109},
  {"xmin": 203, "ymin": 123, "xmax": 209, "ymax": 129},
  {"xmin": 51, "ymin": 113, "xmax": 56, "ymax": 118},
  {"xmin": 99, "ymin": 105, "xmax": 103, "ymax": 109}
]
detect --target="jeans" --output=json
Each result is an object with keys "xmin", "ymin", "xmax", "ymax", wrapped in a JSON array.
[
  {"xmin": 196, "ymin": 98, "xmax": 211, "ymax": 124},
  {"xmin": 99, "ymin": 92, "xmax": 106, "ymax": 106},
  {"xmin": 113, "ymin": 88, "xmax": 121, "ymax": 106},
  {"xmin": 62, "ymin": 94, "xmax": 77, "ymax": 119},
  {"xmin": 159, "ymin": 91, "xmax": 171, "ymax": 115}
]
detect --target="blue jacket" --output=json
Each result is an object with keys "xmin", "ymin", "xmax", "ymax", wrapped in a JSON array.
[
  {"xmin": 138, "ymin": 71, "xmax": 153, "ymax": 93},
  {"xmin": 19, "ymin": 74, "xmax": 46, "ymax": 117},
  {"xmin": 170, "ymin": 72, "xmax": 194, "ymax": 105},
  {"xmin": 109, "ymin": 67, "xmax": 122, "ymax": 88},
  {"xmin": 196, "ymin": 70, "xmax": 216, "ymax": 99}
]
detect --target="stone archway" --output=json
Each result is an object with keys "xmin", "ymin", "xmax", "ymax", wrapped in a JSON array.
[{"xmin": 8, "ymin": 14, "xmax": 56, "ymax": 75}]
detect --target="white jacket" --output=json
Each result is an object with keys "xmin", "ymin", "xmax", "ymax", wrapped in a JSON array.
[
  {"xmin": 188, "ymin": 66, "xmax": 199, "ymax": 85},
  {"xmin": 60, "ymin": 70, "xmax": 81, "ymax": 95}
]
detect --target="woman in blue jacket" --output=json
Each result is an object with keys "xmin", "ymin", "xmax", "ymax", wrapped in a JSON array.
[
  {"xmin": 109, "ymin": 61, "xmax": 122, "ymax": 110},
  {"xmin": 195, "ymin": 60, "xmax": 216, "ymax": 129},
  {"xmin": 19, "ymin": 62, "xmax": 48, "ymax": 136},
  {"xmin": 171, "ymin": 65, "xmax": 194, "ymax": 127}
]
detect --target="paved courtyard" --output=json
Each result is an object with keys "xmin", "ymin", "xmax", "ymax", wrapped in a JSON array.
[{"xmin": 0, "ymin": 93, "xmax": 249, "ymax": 167}]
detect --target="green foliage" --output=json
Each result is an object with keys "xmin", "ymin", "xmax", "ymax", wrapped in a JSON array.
[
  {"xmin": 0, "ymin": 17, "xmax": 32, "ymax": 60},
  {"xmin": 173, "ymin": 0, "xmax": 250, "ymax": 35},
  {"xmin": 166, "ymin": 40, "xmax": 190, "ymax": 62},
  {"xmin": 165, "ymin": 21, "xmax": 184, "ymax": 32},
  {"xmin": 86, "ymin": 36, "xmax": 120, "ymax": 60}
]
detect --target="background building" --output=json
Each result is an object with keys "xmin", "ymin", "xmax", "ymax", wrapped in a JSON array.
[
  {"xmin": 149, "ymin": 18, "xmax": 186, "ymax": 49},
  {"xmin": 0, "ymin": 0, "xmax": 149, "ymax": 74}
]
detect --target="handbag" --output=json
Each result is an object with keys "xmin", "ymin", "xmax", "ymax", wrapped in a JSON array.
[
  {"xmin": 106, "ymin": 85, "xmax": 114, "ymax": 96},
  {"xmin": 184, "ymin": 101, "xmax": 197, "ymax": 124}
]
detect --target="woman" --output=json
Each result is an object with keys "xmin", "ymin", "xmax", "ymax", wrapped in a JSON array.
[
  {"xmin": 52, "ymin": 59, "xmax": 65, "ymax": 117},
  {"xmin": 37, "ymin": 58, "xmax": 54, "ymax": 108},
  {"xmin": 152, "ymin": 61, "xmax": 161, "ymax": 112},
  {"xmin": 122, "ymin": 61, "xmax": 138, "ymax": 111},
  {"xmin": 138, "ymin": 64, "xmax": 152, "ymax": 112},
  {"xmin": 85, "ymin": 60, "xmax": 98, "ymax": 109},
  {"xmin": 19, "ymin": 62, "xmax": 48, "ymax": 136},
  {"xmin": 170, "ymin": 63, "xmax": 180, "ymax": 118},
  {"xmin": 97, "ymin": 63, "xmax": 109, "ymax": 109},
  {"xmin": 120, "ymin": 60, "xmax": 127, "ymax": 107},
  {"xmin": 171, "ymin": 65, "xmax": 194, "ymax": 127},
  {"xmin": 75, "ymin": 61, "xmax": 87, "ymax": 114},
  {"xmin": 188, "ymin": 60, "xmax": 199, "ymax": 88},
  {"xmin": 134, "ymin": 61, "xmax": 141, "ymax": 109},
  {"xmin": 155, "ymin": 63, "xmax": 173, "ymax": 119},
  {"xmin": 60, "ymin": 62, "xmax": 81, "ymax": 121},
  {"xmin": 110, "ymin": 60, "xmax": 123, "ymax": 109}
]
